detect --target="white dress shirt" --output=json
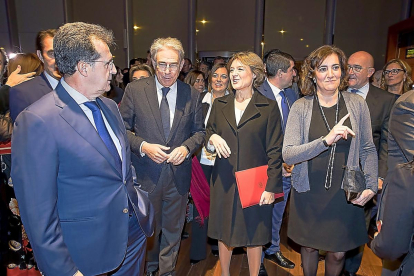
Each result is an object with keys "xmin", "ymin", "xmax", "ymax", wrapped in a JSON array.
[
  {"xmin": 267, "ymin": 80, "xmax": 285, "ymax": 120},
  {"xmin": 61, "ymin": 78, "xmax": 122, "ymax": 160},
  {"xmin": 347, "ymin": 82, "xmax": 369, "ymax": 100},
  {"xmin": 155, "ymin": 77, "xmax": 177, "ymax": 128},
  {"xmin": 44, "ymin": 71, "xmax": 59, "ymax": 90}
]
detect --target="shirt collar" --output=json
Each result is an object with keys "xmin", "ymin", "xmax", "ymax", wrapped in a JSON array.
[
  {"xmin": 44, "ymin": 71, "xmax": 59, "ymax": 89},
  {"xmin": 60, "ymin": 78, "xmax": 91, "ymax": 105},
  {"xmin": 267, "ymin": 79, "xmax": 283, "ymax": 95},
  {"xmin": 348, "ymin": 82, "xmax": 369, "ymax": 97},
  {"xmin": 202, "ymin": 90, "xmax": 230, "ymax": 104}
]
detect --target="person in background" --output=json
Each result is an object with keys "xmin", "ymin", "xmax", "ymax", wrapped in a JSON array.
[
  {"xmin": 189, "ymin": 63, "xmax": 230, "ymax": 265},
  {"xmin": 206, "ymin": 51, "xmax": 283, "ymax": 276},
  {"xmin": 371, "ymin": 69, "xmax": 382, "ymax": 88},
  {"xmin": 344, "ymin": 50, "xmax": 397, "ymax": 276},
  {"xmin": 114, "ymin": 66, "xmax": 125, "ymax": 90},
  {"xmin": 370, "ymin": 90, "xmax": 414, "ymax": 276},
  {"xmin": 130, "ymin": 64, "xmax": 154, "ymax": 81},
  {"xmin": 213, "ymin": 56, "xmax": 226, "ymax": 65},
  {"xmin": 12, "ymin": 22, "xmax": 154, "ymax": 276},
  {"xmin": 257, "ymin": 49, "xmax": 299, "ymax": 275},
  {"xmin": 105, "ymin": 66, "xmax": 127, "ymax": 104},
  {"xmin": 9, "ymin": 29, "xmax": 61, "ymax": 122},
  {"xmin": 184, "ymin": 70, "xmax": 205, "ymax": 93},
  {"xmin": 283, "ymin": 45, "xmax": 377, "ymax": 276},
  {"xmin": 198, "ymin": 60, "xmax": 211, "ymax": 88},
  {"xmin": 179, "ymin": 58, "xmax": 192, "ymax": 81},
  {"xmin": 380, "ymin": 59, "xmax": 413, "ymax": 96}
]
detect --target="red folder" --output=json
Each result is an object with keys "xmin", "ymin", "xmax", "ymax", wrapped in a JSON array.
[{"xmin": 235, "ymin": 165, "xmax": 284, "ymax": 208}]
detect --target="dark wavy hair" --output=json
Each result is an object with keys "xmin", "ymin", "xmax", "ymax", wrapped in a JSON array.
[
  {"xmin": 300, "ymin": 45, "xmax": 348, "ymax": 96},
  {"xmin": 54, "ymin": 22, "xmax": 115, "ymax": 76}
]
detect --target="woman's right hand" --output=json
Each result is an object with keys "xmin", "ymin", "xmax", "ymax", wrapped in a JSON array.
[
  {"xmin": 324, "ymin": 113, "xmax": 355, "ymax": 146},
  {"xmin": 209, "ymin": 134, "xmax": 231, "ymax": 158}
]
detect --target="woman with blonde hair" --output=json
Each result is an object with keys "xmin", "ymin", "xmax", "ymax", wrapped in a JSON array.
[
  {"xmin": 380, "ymin": 59, "xmax": 413, "ymax": 95},
  {"xmin": 206, "ymin": 51, "xmax": 283, "ymax": 276}
]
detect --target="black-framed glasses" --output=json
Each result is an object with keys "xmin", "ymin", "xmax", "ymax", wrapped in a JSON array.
[
  {"xmin": 383, "ymin": 68, "xmax": 405, "ymax": 76},
  {"xmin": 348, "ymin": 65, "xmax": 373, "ymax": 73},
  {"xmin": 157, "ymin": 62, "xmax": 179, "ymax": 72},
  {"xmin": 89, "ymin": 59, "xmax": 114, "ymax": 70}
]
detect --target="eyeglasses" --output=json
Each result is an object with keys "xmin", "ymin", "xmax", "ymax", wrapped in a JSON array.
[
  {"xmin": 383, "ymin": 68, "xmax": 405, "ymax": 76},
  {"xmin": 90, "ymin": 59, "xmax": 114, "ymax": 70},
  {"xmin": 347, "ymin": 65, "xmax": 364, "ymax": 73},
  {"xmin": 157, "ymin": 62, "xmax": 179, "ymax": 72}
]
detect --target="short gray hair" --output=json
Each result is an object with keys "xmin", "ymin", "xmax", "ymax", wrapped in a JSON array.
[
  {"xmin": 150, "ymin": 37, "xmax": 184, "ymax": 64},
  {"xmin": 54, "ymin": 22, "xmax": 115, "ymax": 76}
]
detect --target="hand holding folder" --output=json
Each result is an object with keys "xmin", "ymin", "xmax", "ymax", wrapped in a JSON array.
[{"xmin": 235, "ymin": 165, "xmax": 284, "ymax": 208}]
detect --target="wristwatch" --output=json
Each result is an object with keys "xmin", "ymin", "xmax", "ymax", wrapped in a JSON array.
[{"xmin": 322, "ymin": 137, "xmax": 329, "ymax": 147}]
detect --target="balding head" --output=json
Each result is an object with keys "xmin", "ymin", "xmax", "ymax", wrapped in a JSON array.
[{"xmin": 348, "ymin": 51, "xmax": 375, "ymax": 89}]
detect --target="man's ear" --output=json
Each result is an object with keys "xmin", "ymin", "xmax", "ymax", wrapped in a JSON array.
[
  {"xmin": 78, "ymin": 61, "xmax": 88, "ymax": 77},
  {"xmin": 36, "ymin": 50, "xmax": 44, "ymax": 63},
  {"xmin": 367, "ymin": 67, "xmax": 375, "ymax": 78}
]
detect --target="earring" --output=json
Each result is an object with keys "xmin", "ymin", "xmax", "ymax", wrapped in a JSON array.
[{"xmin": 313, "ymin": 78, "xmax": 316, "ymax": 83}]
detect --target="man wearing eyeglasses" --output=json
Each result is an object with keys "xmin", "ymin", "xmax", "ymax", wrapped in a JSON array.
[
  {"xmin": 120, "ymin": 37, "xmax": 205, "ymax": 276},
  {"xmin": 9, "ymin": 29, "xmax": 61, "ymax": 122},
  {"xmin": 11, "ymin": 22, "xmax": 154, "ymax": 276},
  {"xmin": 343, "ymin": 51, "xmax": 397, "ymax": 276}
]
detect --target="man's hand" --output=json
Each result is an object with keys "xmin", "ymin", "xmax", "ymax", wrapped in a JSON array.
[
  {"xmin": 282, "ymin": 163, "xmax": 294, "ymax": 177},
  {"xmin": 351, "ymin": 189, "xmax": 375, "ymax": 206},
  {"xmin": 5, "ymin": 65, "xmax": 36, "ymax": 87},
  {"xmin": 142, "ymin": 143, "xmax": 170, "ymax": 164},
  {"xmin": 209, "ymin": 134, "xmax": 231, "ymax": 158},
  {"xmin": 167, "ymin": 146, "xmax": 188, "ymax": 165},
  {"xmin": 378, "ymin": 178, "xmax": 383, "ymax": 190},
  {"xmin": 259, "ymin": 191, "xmax": 275, "ymax": 206}
]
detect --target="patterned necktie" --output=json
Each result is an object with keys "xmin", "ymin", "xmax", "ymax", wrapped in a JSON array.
[
  {"xmin": 280, "ymin": 90, "xmax": 290, "ymax": 133},
  {"xmin": 84, "ymin": 101, "xmax": 122, "ymax": 172},
  {"xmin": 351, "ymin": 89, "xmax": 359, "ymax": 93},
  {"xmin": 160, "ymin": 87, "xmax": 171, "ymax": 139}
]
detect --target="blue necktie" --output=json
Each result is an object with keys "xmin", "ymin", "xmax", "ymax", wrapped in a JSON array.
[
  {"xmin": 84, "ymin": 101, "xmax": 122, "ymax": 172},
  {"xmin": 280, "ymin": 90, "xmax": 290, "ymax": 133},
  {"xmin": 351, "ymin": 89, "xmax": 359, "ymax": 93},
  {"xmin": 160, "ymin": 87, "xmax": 171, "ymax": 139}
]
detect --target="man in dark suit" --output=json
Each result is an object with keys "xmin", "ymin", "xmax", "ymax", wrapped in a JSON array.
[
  {"xmin": 9, "ymin": 29, "xmax": 60, "ymax": 121},
  {"xmin": 257, "ymin": 50, "xmax": 299, "ymax": 275},
  {"xmin": 11, "ymin": 22, "xmax": 153, "ymax": 276},
  {"xmin": 344, "ymin": 51, "xmax": 397, "ymax": 276},
  {"xmin": 120, "ymin": 37, "xmax": 205, "ymax": 276},
  {"xmin": 371, "ymin": 90, "xmax": 414, "ymax": 276}
]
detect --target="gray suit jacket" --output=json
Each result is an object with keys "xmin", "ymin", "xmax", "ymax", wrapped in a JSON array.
[
  {"xmin": 282, "ymin": 92, "xmax": 378, "ymax": 193},
  {"xmin": 119, "ymin": 76, "xmax": 205, "ymax": 195}
]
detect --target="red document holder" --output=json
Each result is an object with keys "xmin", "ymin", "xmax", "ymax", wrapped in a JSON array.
[{"xmin": 235, "ymin": 165, "xmax": 284, "ymax": 208}]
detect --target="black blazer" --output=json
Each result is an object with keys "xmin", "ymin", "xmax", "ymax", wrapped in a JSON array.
[
  {"xmin": 119, "ymin": 76, "xmax": 205, "ymax": 195},
  {"xmin": 371, "ymin": 91, "xmax": 414, "ymax": 276},
  {"xmin": 9, "ymin": 72, "xmax": 53, "ymax": 122},
  {"xmin": 0, "ymin": 85, "xmax": 10, "ymax": 115},
  {"xmin": 365, "ymin": 84, "xmax": 397, "ymax": 178}
]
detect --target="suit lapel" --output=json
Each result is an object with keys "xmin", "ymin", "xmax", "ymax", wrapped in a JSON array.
[
  {"xmin": 55, "ymin": 84, "xmax": 121, "ymax": 176},
  {"xmin": 220, "ymin": 93, "xmax": 237, "ymax": 132},
  {"xmin": 366, "ymin": 84, "xmax": 378, "ymax": 116},
  {"xmin": 144, "ymin": 78, "xmax": 165, "ymax": 141},
  {"xmin": 262, "ymin": 80, "xmax": 276, "ymax": 101},
  {"xmin": 96, "ymin": 97, "xmax": 125, "ymax": 177},
  {"xmin": 40, "ymin": 72, "xmax": 53, "ymax": 90},
  {"xmin": 167, "ymin": 81, "xmax": 187, "ymax": 143},
  {"xmin": 237, "ymin": 92, "xmax": 263, "ymax": 128}
]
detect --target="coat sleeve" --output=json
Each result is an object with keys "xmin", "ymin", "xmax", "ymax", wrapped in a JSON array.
[
  {"xmin": 119, "ymin": 84, "xmax": 145, "ymax": 156},
  {"xmin": 11, "ymin": 110, "xmax": 78, "ymax": 276},
  {"xmin": 264, "ymin": 103, "xmax": 283, "ymax": 193},
  {"xmin": 282, "ymin": 99, "xmax": 329, "ymax": 165},
  {"xmin": 0, "ymin": 85, "xmax": 10, "ymax": 115}
]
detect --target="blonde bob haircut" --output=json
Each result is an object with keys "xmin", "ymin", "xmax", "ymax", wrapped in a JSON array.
[
  {"xmin": 301, "ymin": 45, "xmax": 348, "ymax": 96},
  {"xmin": 227, "ymin": 51, "xmax": 265, "ymax": 89},
  {"xmin": 150, "ymin": 37, "xmax": 184, "ymax": 65}
]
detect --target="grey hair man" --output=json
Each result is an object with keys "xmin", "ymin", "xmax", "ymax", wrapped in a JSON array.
[{"xmin": 120, "ymin": 37, "xmax": 205, "ymax": 276}]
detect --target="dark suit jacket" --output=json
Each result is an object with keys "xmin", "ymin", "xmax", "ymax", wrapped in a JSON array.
[
  {"xmin": 12, "ymin": 83, "xmax": 153, "ymax": 276},
  {"xmin": 119, "ymin": 76, "xmax": 205, "ymax": 195},
  {"xmin": 0, "ymin": 85, "xmax": 10, "ymax": 115},
  {"xmin": 371, "ymin": 91, "xmax": 414, "ymax": 276},
  {"xmin": 9, "ymin": 72, "xmax": 53, "ymax": 121},
  {"xmin": 365, "ymin": 84, "xmax": 397, "ymax": 178}
]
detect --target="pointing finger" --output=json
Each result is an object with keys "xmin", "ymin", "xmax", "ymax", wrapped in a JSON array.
[{"xmin": 338, "ymin": 113, "xmax": 350, "ymax": 126}]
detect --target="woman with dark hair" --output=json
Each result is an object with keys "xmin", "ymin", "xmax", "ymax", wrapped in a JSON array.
[
  {"xmin": 283, "ymin": 45, "xmax": 378, "ymax": 275},
  {"xmin": 206, "ymin": 51, "xmax": 283, "ymax": 275},
  {"xmin": 189, "ymin": 63, "xmax": 230, "ymax": 265},
  {"xmin": 105, "ymin": 66, "xmax": 127, "ymax": 104},
  {"xmin": 129, "ymin": 64, "xmax": 154, "ymax": 81},
  {"xmin": 380, "ymin": 59, "xmax": 413, "ymax": 95},
  {"xmin": 184, "ymin": 70, "xmax": 205, "ymax": 93}
]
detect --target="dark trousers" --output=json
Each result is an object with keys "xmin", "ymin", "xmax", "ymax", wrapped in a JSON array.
[
  {"xmin": 108, "ymin": 214, "xmax": 147, "ymax": 275},
  {"xmin": 190, "ymin": 163, "xmax": 218, "ymax": 261},
  {"xmin": 146, "ymin": 165, "xmax": 188, "ymax": 276}
]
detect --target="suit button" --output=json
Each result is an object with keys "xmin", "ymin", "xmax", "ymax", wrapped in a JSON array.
[
  {"xmin": 123, "ymin": 208, "xmax": 128, "ymax": 214},
  {"xmin": 124, "ymin": 180, "xmax": 127, "ymax": 184}
]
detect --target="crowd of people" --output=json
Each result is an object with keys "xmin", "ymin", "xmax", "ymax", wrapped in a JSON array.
[{"xmin": 0, "ymin": 22, "xmax": 413, "ymax": 276}]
